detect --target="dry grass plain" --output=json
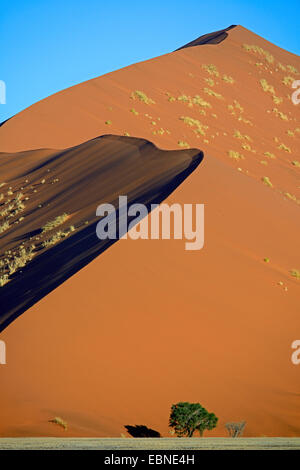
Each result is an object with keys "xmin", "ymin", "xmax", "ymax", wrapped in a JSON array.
[{"xmin": 0, "ymin": 437, "xmax": 300, "ymax": 450}]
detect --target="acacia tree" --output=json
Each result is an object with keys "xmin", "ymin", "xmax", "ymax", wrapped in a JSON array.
[{"xmin": 169, "ymin": 402, "xmax": 218, "ymax": 437}]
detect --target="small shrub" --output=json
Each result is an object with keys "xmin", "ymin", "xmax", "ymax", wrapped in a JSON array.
[
  {"xmin": 169, "ymin": 402, "xmax": 218, "ymax": 437},
  {"xmin": 264, "ymin": 152, "xmax": 276, "ymax": 159},
  {"xmin": 273, "ymin": 108, "xmax": 288, "ymax": 121},
  {"xmin": 278, "ymin": 143, "xmax": 291, "ymax": 153},
  {"xmin": 260, "ymin": 79, "xmax": 275, "ymax": 94},
  {"xmin": 204, "ymin": 88, "xmax": 223, "ymax": 99},
  {"xmin": 272, "ymin": 95, "xmax": 283, "ymax": 104},
  {"xmin": 204, "ymin": 78, "xmax": 215, "ymax": 86},
  {"xmin": 262, "ymin": 176, "xmax": 273, "ymax": 187},
  {"xmin": 282, "ymin": 76, "xmax": 295, "ymax": 86},
  {"xmin": 228, "ymin": 150, "xmax": 245, "ymax": 160},
  {"xmin": 225, "ymin": 421, "xmax": 246, "ymax": 438},
  {"xmin": 286, "ymin": 65, "xmax": 298, "ymax": 74},
  {"xmin": 179, "ymin": 116, "xmax": 208, "ymax": 135},
  {"xmin": 242, "ymin": 44, "xmax": 274, "ymax": 64},
  {"xmin": 131, "ymin": 90, "xmax": 155, "ymax": 105},
  {"xmin": 49, "ymin": 417, "xmax": 68, "ymax": 430},
  {"xmin": 202, "ymin": 64, "xmax": 219, "ymax": 76},
  {"xmin": 290, "ymin": 269, "xmax": 300, "ymax": 280},
  {"xmin": 178, "ymin": 141, "xmax": 190, "ymax": 148}
]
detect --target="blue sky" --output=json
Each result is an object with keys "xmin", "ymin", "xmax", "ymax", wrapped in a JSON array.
[{"xmin": 1, "ymin": 0, "xmax": 299, "ymax": 122}]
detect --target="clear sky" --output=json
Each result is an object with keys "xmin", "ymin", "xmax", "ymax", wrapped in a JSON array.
[{"xmin": 1, "ymin": 0, "xmax": 299, "ymax": 122}]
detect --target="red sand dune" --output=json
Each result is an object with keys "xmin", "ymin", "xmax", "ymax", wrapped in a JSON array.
[{"xmin": 0, "ymin": 25, "xmax": 299, "ymax": 437}]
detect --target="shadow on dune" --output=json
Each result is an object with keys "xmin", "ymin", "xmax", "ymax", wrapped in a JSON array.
[
  {"xmin": 0, "ymin": 134, "xmax": 203, "ymax": 331},
  {"xmin": 125, "ymin": 425, "xmax": 161, "ymax": 438},
  {"xmin": 176, "ymin": 25, "xmax": 236, "ymax": 51}
]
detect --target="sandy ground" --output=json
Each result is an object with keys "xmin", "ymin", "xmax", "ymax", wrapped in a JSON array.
[{"xmin": 0, "ymin": 437, "xmax": 300, "ymax": 450}]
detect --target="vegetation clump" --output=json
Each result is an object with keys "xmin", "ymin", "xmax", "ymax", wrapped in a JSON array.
[
  {"xmin": 222, "ymin": 75, "xmax": 234, "ymax": 84},
  {"xmin": 260, "ymin": 79, "xmax": 275, "ymax": 94},
  {"xmin": 202, "ymin": 64, "xmax": 219, "ymax": 77},
  {"xmin": 228, "ymin": 150, "xmax": 245, "ymax": 160},
  {"xmin": 179, "ymin": 116, "xmax": 208, "ymax": 135},
  {"xmin": 273, "ymin": 108, "xmax": 288, "ymax": 121},
  {"xmin": 48, "ymin": 417, "xmax": 68, "ymax": 430},
  {"xmin": 262, "ymin": 176, "xmax": 273, "ymax": 187},
  {"xmin": 131, "ymin": 90, "xmax": 155, "ymax": 105},
  {"xmin": 203, "ymin": 88, "xmax": 223, "ymax": 99},
  {"xmin": 290, "ymin": 269, "xmax": 300, "ymax": 280},
  {"xmin": 242, "ymin": 44, "xmax": 274, "ymax": 64},
  {"xmin": 42, "ymin": 213, "xmax": 69, "ymax": 233},
  {"xmin": 225, "ymin": 421, "xmax": 246, "ymax": 438},
  {"xmin": 264, "ymin": 152, "xmax": 276, "ymax": 159},
  {"xmin": 178, "ymin": 141, "xmax": 190, "ymax": 148}
]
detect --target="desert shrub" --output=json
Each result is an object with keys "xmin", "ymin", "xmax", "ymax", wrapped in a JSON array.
[
  {"xmin": 272, "ymin": 95, "xmax": 283, "ymax": 104},
  {"xmin": 287, "ymin": 65, "xmax": 298, "ymax": 74},
  {"xmin": 202, "ymin": 64, "xmax": 219, "ymax": 77},
  {"xmin": 233, "ymin": 130, "xmax": 251, "ymax": 141},
  {"xmin": 273, "ymin": 108, "xmax": 288, "ymax": 121},
  {"xmin": 179, "ymin": 116, "xmax": 208, "ymax": 135},
  {"xmin": 0, "ymin": 274, "xmax": 9, "ymax": 287},
  {"xmin": 42, "ymin": 213, "xmax": 69, "ymax": 233},
  {"xmin": 228, "ymin": 150, "xmax": 245, "ymax": 160},
  {"xmin": 262, "ymin": 176, "xmax": 273, "ymax": 187},
  {"xmin": 0, "ymin": 221, "xmax": 9, "ymax": 233},
  {"xmin": 178, "ymin": 141, "xmax": 190, "ymax": 148},
  {"xmin": 205, "ymin": 78, "xmax": 215, "ymax": 86},
  {"xmin": 222, "ymin": 75, "xmax": 234, "ymax": 84},
  {"xmin": 282, "ymin": 76, "xmax": 295, "ymax": 86},
  {"xmin": 290, "ymin": 269, "xmax": 300, "ymax": 280},
  {"xmin": 42, "ymin": 226, "xmax": 75, "ymax": 247},
  {"xmin": 192, "ymin": 95, "xmax": 211, "ymax": 108},
  {"xmin": 124, "ymin": 425, "xmax": 161, "ymax": 438},
  {"xmin": 260, "ymin": 79, "xmax": 275, "ymax": 94},
  {"xmin": 131, "ymin": 90, "xmax": 155, "ymax": 105},
  {"xmin": 48, "ymin": 417, "xmax": 68, "ymax": 430},
  {"xmin": 287, "ymin": 130, "xmax": 294, "ymax": 137},
  {"xmin": 225, "ymin": 421, "xmax": 246, "ymax": 437},
  {"xmin": 278, "ymin": 143, "xmax": 291, "ymax": 153},
  {"xmin": 264, "ymin": 152, "xmax": 276, "ymax": 159},
  {"xmin": 277, "ymin": 63, "xmax": 287, "ymax": 71},
  {"xmin": 284, "ymin": 192, "xmax": 297, "ymax": 201},
  {"xmin": 242, "ymin": 44, "xmax": 274, "ymax": 64}
]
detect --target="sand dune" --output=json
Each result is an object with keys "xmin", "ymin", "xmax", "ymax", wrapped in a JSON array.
[
  {"xmin": 0, "ymin": 135, "xmax": 202, "ymax": 330},
  {"xmin": 0, "ymin": 25, "xmax": 299, "ymax": 438}
]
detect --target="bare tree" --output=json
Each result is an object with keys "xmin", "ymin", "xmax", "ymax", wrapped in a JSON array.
[{"xmin": 225, "ymin": 421, "xmax": 246, "ymax": 437}]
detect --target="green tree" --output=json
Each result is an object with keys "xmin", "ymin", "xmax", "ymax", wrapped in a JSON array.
[{"xmin": 169, "ymin": 402, "xmax": 218, "ymax": 437}]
